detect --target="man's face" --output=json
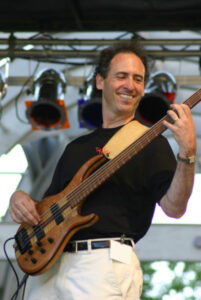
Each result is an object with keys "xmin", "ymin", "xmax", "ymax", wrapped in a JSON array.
[{"xmin": 96, "ymin": 52, "xmax": 145, "ymax": 117}]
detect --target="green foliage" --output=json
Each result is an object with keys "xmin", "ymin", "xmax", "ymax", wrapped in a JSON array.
[{"xmin": 141, "ymin": 261, "xmax": 201, "ymax": 300}]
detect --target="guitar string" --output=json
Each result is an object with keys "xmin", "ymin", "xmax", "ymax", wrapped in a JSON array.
[
  {"xmin": 31, "ymin": 89, "xmax": 200, "ymax": 221},
  {"xmin": 57, "ymin": 89, "xmax": 200, "ymax": 206},
  {"xmin": 17, "ymin": 91, "xmax": 200, "ymax": 249},
  {"xmin": 17, "ymin": 91, "xmax": 200, "ymax": 248},
  {"xmin": 17, "ymin": 122, "xmax": 159, "ymax": 248},
  {"xmin": 16, "ymin": 114, "xmax": 167, "ymax": 249}
]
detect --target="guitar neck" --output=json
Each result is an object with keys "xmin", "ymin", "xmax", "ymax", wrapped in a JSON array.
[{"xmin": 68, "ymin": 88, "xmax": 201, "ymax": 207}]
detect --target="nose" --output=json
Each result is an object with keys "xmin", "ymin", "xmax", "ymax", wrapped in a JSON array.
[{"xmin": 124, "ymin": 77, "xmax": 135, "ymax": 91}]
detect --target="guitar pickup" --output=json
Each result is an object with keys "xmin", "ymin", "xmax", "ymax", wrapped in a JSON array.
[
  {"xmin": 33, "ymin": 225, "xmax": 45, "ymax": 241},
  {"xmin": 50, "ymin": 203, "xmax": 64, "ymax": 225}
]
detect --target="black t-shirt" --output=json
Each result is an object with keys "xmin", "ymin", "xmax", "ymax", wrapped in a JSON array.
[{"xmin": 44, "ymin": 125, "xmax": 176, "ymax": 243}]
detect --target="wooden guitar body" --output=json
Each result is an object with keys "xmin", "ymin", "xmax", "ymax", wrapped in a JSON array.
[{"xmin": 14, "ymin": 154, "xmax": 106, "ymax": 275}]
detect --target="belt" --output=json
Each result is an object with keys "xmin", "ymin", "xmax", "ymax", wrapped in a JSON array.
[{"xmin": 63, "ymin": 238, "xmax": 134, "ymax": 253}]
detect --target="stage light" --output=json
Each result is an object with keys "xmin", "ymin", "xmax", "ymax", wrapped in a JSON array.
[
  {"xmin": 25, "ymin": 69, "xmax": 70, "ymax": 130},
  {"xmin": 78, "ymin": 74, "xmax": 102, "ymax": 129},
  {"xmin": 136, "ymin": 71, "xmax": 177, "ymax": 126}
]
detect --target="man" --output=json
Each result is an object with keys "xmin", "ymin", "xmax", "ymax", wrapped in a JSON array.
[{"xmin": 9, "ymin": 41, "xmax": 196, "ymax": 300}]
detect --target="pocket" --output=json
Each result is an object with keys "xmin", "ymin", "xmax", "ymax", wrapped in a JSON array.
[
  {"xmin": 111, "ymin": 250, "xmax": 143, "ymax": 299},
  {"xmin": 131, "ymin": 251, "xmax": 143, "ymax": 297},
  {"xmin": 107, "ymin": 258, "xmax": 124, "ymax": 298}
]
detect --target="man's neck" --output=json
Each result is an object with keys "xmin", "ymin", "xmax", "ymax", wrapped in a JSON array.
[{"xmin": 102, "ymin": 114, "xmax": 135, "ymax": 128}]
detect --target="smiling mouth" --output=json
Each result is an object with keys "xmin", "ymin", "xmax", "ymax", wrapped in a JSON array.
[
  {"xmin": 121, "ymin": 94, "xmax": 133, "ymax": 98},
  {"xmin": 118, "ymin": 93, "xmax": 134, "ymax": 101}
]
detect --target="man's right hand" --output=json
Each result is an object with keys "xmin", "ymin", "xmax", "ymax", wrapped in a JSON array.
[{"xmin": 9, "ymin": 190, "xmax": 40, "ymax": 225}]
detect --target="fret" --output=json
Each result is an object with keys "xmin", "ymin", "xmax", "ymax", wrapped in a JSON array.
[
  {"xmin": 90, "ymin": 183, "xmax": 97, "ymax": 191},
  {"xmin": 145, "ymin": 134, "xmax": 151, "ymax": 143}
]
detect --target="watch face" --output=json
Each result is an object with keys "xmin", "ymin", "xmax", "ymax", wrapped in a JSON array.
[
  {"xmin": 189, "ymin": 157, "xmax": 196, "ymax": 163},
  {"xmin": 177, "ymin": 154, "xmax": 196, "ymax": 164}
]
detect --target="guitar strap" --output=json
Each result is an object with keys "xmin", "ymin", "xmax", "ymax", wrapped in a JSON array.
[{"xmin": 103, "ymin": 120, "xmax": 149, "ymax": 160}]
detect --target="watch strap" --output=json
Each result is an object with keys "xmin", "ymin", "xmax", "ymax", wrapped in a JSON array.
[{"xmin": 177, "ymin": 153, "xmax": 196, "ymax": 164}]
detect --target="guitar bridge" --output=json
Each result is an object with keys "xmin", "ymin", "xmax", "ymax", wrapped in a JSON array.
[{"xmin": 15, "ymin": 228, "xmax": 31, "ymax": 254}]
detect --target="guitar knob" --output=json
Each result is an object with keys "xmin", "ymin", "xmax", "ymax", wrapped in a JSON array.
[
  {"xmin": 31, "ymin": 258, "xmax": 37, "ymax": 264},
  {"xmin": 47, "ymin": 237, "xmax": 54, "ymax": 244},
  {"xmin": 40, "ymin": 248, "xmax": 46, "ymax": 254},
  {"xmin": 28, "ymin": 249, "xmax": 34, "ymax": 255},
  {"xmin": 37, "ymin": 241, "xmax": 42, "ymax": 247}
]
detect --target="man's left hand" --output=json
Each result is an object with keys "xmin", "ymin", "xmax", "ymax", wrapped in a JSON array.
[{"xmin": 162, "ymin": 103, "xmax": 196, "ymax": 157}]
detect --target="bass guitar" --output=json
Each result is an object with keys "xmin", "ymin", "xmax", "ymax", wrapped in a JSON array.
[{"xmin": 14, "ymin": 88, "xmax": 201, "ymax": 275}]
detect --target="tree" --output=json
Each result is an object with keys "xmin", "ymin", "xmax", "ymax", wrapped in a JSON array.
[{"xmin": 141, "ymin": 261, "xmax": 201, "ymax": 299}]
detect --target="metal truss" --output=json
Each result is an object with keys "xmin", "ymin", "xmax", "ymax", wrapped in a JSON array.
[{"xmin": 1, "ymin": 37, "xmax": 201, "ymax": 60}]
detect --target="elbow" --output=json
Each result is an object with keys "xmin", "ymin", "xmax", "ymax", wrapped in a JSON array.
[
  {"xmin": 171, "ymin": 210, "xmax": 186, "ymax": 219},
  {"xmin": 165, "ymin": 206, "xmax": 187, "ymax": 219},
  {"xmin": 160, "ymin": 197, "xmax": 187, "ymax": 219}
]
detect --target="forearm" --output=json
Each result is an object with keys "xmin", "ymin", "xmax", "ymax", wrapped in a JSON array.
[{"xmin": 159, "ymin": 160, "xmax": 195, "ymax": 218}]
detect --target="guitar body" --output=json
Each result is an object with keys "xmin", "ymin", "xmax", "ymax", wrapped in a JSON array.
[{"xmin": 14, "ymin": 154, "xmax": 106, "ymax": 275}]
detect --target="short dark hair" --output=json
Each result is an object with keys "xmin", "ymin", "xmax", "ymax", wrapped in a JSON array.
[{"xmin": 94, "ymin": 39, "xmax": 149, "ymax": 83}]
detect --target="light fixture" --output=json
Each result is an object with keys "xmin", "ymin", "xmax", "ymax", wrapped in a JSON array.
[
  {"xmin": 25, "ymin": 69, "xmax": 70, "ymax": 130},
  {"xmin": 136, "ymin": 71, "xmax": 177, "ymax": 126},
  {"xmin": 78, "ymin": 74, "xmax": 102, "ymax": 129}
]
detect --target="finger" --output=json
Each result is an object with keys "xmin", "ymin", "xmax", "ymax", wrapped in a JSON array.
[
  {"xmin": 163, "ymin": 119, "xmax": 177, "ymax": 131},
  {"xmin": 180, "ymin": 104, "xmax": 192, "ymax": 117},
  {"xmin": 9, "ymin": 207, "xmax": 30, "ymax": 225},
  {"xmin": 13, "ymin": 203, "xmax": 40, "ymax": 225},
  {"xmin": 170, "ymin": 104, "xmax": 189, "ymax": 119},
  {"xmin": 166, "ymin": 109, "xmax": 180, "ymax": 123},
  {"xmin": 23, "ymin": 201, "xmax": 40, "ymax": 222},
  {"xmin": 20, "ymin": 203, "xmax": 40, "ymax": 225},
  {"xmin": 9, "ymin": 208, "xmax": 21, "ymax": 224}
]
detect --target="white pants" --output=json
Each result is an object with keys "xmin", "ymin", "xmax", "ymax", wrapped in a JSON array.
[{"xmin": 24, "ymin": 243, "xmax": 143, "ymax": 300}]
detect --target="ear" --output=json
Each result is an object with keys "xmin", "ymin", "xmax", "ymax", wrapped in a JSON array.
[{"xmin": 96, "ymin": 73, "xmax": 104, "ymax": 91}]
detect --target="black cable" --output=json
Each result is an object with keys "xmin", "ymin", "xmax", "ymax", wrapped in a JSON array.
[
  {"xmin": 21, "ymin": 275, "xmax": 28, "ymax": 300},
  {"xmin": 3, "ymin": 237, "xmax": 20, "ymax": 292},
  {"xmin": 10, "ymin": 273, "xmax": 29, "ymax": 300},
  {"xmin": 3, "ymin": 237, "xmax": 29, "ymax": 300}
]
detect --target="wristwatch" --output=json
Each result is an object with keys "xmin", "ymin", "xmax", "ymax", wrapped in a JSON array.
[{"xmin": 177, "ymin": 153, "xmax": 196, "ymax": 164}]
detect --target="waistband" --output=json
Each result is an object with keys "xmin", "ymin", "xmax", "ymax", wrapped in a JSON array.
[{"xmin": 63, "ymin": 237, "xmax": 135, "ymax": 253}]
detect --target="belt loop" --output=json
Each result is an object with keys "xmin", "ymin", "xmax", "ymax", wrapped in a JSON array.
[
  {"xmin": 88, "ymin": 239, "xmax": 92, "ymax": 252},
  {"xmin": 120, "ymin": 234, "xmax": 126, "ymax": 244},
  {"xmin": 130, "ymin": 239, "xmax": 135, "ymax": 249},
  {"xmin": 75, "ymin": 241, "xmax": 78, "ymax": 253}
]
